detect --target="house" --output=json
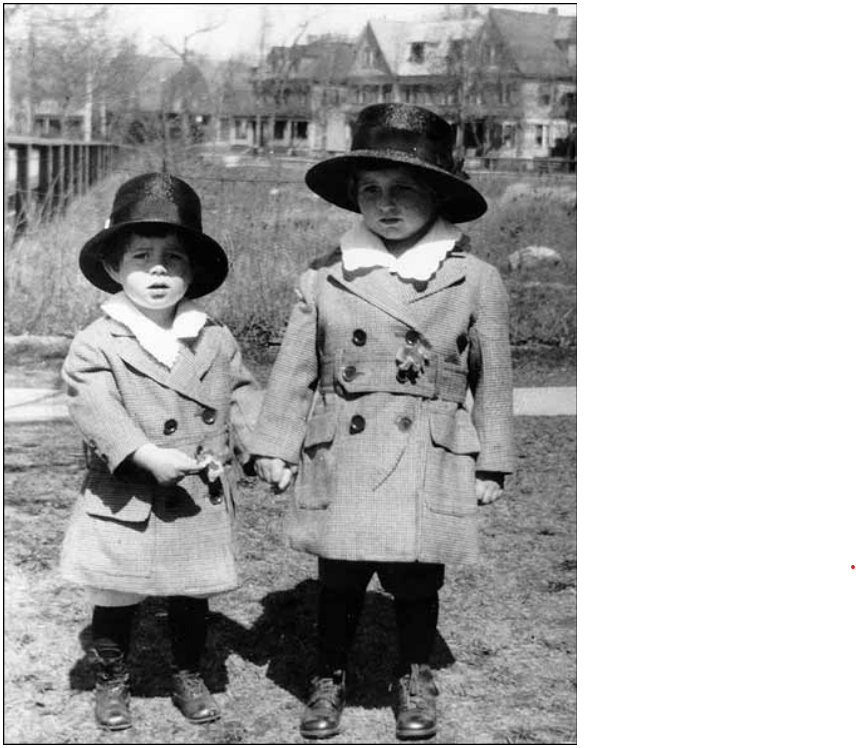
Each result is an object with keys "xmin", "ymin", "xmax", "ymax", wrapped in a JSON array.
[
  {"xmin": 343, "ymin": 9, "xmax": 575, "ymax": 161},
  {"xmin": 468, "ymin": 8, "xmax": 577, "ymax": 159},
  {"xmin": 251, "ymin": 39, "xmax": 356, "ymax": 153}
]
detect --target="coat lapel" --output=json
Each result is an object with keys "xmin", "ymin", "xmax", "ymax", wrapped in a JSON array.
[
  {"xmin": 109, "ymin": 322, "xmax": 214, "ymax": 407},
  {"xmin": 328, "ymin": 263, "xmax": 420, "ymax": 331}
]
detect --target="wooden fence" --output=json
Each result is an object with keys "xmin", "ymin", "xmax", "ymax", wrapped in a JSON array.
[{"xmin": 4, "ymin": 136, "xmax": 120, "ymax": 235}]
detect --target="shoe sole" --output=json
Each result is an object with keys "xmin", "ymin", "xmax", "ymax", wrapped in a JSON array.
[
  {"xmin": 300, "ymin": 726, "xmax": 341, "ymax": 739},
  {"xmin": 96, "ymin": 721, "xmax": 132, "ymax": 732},
  {"xmin": 396, "ymin": 727, "xmax": 438, "ymax": 740}
]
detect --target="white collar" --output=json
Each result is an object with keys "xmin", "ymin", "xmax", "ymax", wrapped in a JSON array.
[
  {"xmin": 101, "ymin": 292, "xmax": 208, "ymax": 369},
  {"xmin": 340, "ymin": 218, "xmax": 462, "ymax": 282}
]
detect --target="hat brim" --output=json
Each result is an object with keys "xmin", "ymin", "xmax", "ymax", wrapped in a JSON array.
[
  {"xmin": 305, "ymin": 151, "xmax": 487, "ymax": 223},
  {"xmin": 79, "ymin": 221, "xmax": 229, "ymax": 299}
]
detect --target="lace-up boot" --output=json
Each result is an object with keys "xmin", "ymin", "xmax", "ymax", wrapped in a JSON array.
[
  {"xmin": 171, "ymin": 670, "xmax": 221, "ymax": 724},
  {"xmin": 394, "ymin": 663, "xmax": 438, "ymax": 739},
  {"xmin": 300, "ymin": 669, "xmax": 346, "ymax": 739},
  {"xmin": 92, "ymin": 649, "xmax": 132, "ymax": 731}
]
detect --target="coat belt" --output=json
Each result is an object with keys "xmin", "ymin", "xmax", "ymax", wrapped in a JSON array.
[{"xmin": 319, "ymin": 354, "xmax": 469, "ymax": 404}]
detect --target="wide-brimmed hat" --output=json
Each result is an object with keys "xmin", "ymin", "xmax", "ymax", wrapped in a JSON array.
[
  {"xmin": 79, "ymin": 172, "xmax": 228, "ymax": 298},
  {"xmin": 305, "ymin": 104, "xmax": 487, "ymax": 223}
]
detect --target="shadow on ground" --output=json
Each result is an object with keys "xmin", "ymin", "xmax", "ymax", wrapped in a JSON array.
[{"xmin": 68, "ymin": 580, "xmax": 455, "ymax": 710}]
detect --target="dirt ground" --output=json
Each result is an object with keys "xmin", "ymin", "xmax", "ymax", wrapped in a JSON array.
[{"xmin": 3, "ymin": 412, "xmax": 576, "ymax": 743}]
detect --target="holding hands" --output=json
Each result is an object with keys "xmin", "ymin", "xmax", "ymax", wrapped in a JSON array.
[{"xmin": 255, "ymin": 457, "xmax": 297, "ymax": 493}]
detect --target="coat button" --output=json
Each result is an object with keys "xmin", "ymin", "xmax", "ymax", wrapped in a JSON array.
[
  {"xmin": 397, "ymin": 416, "xmax": 413, "ymax": 432},
  {"xmin": 201, "ymin": 408, "xmax": 216, "ymax": 425},
  {"xmin": 352, "ymin": 329, "xmax": 367, "ymax": 346},
  {"xmin": 342, "ymin": 365, "xmax": 357, "ymax": 382},
  {"xmin": 349, "ymin": 414, "xmax": 365, "ymax": 434},
  {"xmin": 405, "ymin": 329, "xmax": 420, "ymax": 346},
  {"xmin": 163, "ymin": 418, "xmax": 178, "ymax": 435}
]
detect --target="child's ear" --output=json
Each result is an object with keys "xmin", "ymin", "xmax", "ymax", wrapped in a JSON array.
[{"xmin": 103, "ymin": 258, "xmax": 122, "ymax": 285}]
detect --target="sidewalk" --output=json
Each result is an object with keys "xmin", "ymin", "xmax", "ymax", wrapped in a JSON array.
[{"xmin": 4, "ymin": 386, "xmax": 576, "ymax": 423}]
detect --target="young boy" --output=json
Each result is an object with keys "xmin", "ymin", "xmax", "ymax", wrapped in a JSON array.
[
  {"xmin": 59, "ymin": 172, "xmax": 259, "ymax": 730},
  {"xmin": 251, "ymin": 104, "xmax": 515, "ymax": 740}
]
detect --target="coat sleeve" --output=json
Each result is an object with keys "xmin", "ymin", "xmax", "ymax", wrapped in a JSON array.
[
  {"xmin": 223, "ymin": 328, "xmax": 262, "ymax": 467},
  {"xmin": 62, "ymin": 329, "xmax": 151, "ymax": 473},
  {"xmin": 248, "ymin": 268, "xmax": 321, "ymax": 463},
  {"xmin": 468, "ymin": 262, "xmax": 515, "ymax": 474}
]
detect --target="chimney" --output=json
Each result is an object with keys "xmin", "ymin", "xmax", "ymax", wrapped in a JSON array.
[{"xmin": 549, "ymin": 7, "xmax": 558, "ymax": 14}]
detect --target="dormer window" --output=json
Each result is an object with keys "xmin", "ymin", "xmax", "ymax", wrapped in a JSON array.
[
  {"xmin": 410, "ymin": 42, "xmax": 425, "ymax": 63},
  {"xmin": 362, "ymin": 46, "xmax": 376, "ymax": 66}
]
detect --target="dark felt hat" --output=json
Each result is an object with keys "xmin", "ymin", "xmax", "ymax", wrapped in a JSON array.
[
  {"xmin": 305, "ymin": 104, "xmax": 487, "ymax": 223},
  {"xmin": 79, "ymin": 172, "xmax": 228, "ymax": 298}
]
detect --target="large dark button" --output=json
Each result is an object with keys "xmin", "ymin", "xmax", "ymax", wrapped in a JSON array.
[
  {"xmin": 201, "ymin": 408, "xmax": 216, "ymax": 425},
  {"xmin": 405, "ymin": 329, "xmax": 420, "ymax": 346},
  {"xmin": 352, "ymin": 329, "xmax": 367, "ymax": 346},
  {"xmin": 397, "ymin": 416, "xmax": 413, "ymax": 432},
  {"xmin": 342, "ymin": 365, "xmax": 357, "ymax": 382},
  {"xmin": 349, "ymin": 414, "xmax": 365, "ymax": 434},
  {"xmin": 396, "ymin": 370, "xmax": 408, "ymax": 384},
  {"xmin": 456, "ymin": 333, "xmax": 469, "ymax": 353},
  {"xmin": 163, "ymin": 418, "xmax": 178, "ymax": 435}
]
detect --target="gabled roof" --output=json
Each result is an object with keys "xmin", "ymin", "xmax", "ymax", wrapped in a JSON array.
[
  {"xmin": 367, "ymin": 18, "xmax": 483, "ymax": 78},
  {"xmin": 487, "ymin": 9, "xmax": 575, "ymax": 78},
  {"xmin": 264, "ymin": 40, "xmax": 355, "ymax": 82}
]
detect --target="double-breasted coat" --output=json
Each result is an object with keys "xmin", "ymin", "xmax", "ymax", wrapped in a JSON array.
[
  {"xmin": 59, "ymin": 316, "xmax": 260, "ymax": 597},
  {"xmin": 250, "ymin": 238, "xmax": 515, "ymax": 565}
]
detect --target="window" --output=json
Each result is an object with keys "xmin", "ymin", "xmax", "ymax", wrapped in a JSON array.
[
  {"xmin": 362, "ymin": 46, "xmax": 376, "ymax": 66},
  {"xmin": 535, "ymin": 124, "xmax": 546, "ymax": 147},
  {"xmin": 539, "ymin": 85, "xmax": 552, "ymax": 106},
  {"xmin": 410, "ymin": 42, "xmax": 425, "ymax": 63},
  {"xmin": 291, "ymin": 121, "xmax": 308, "ymax": 140},
  {"xmin": 502, "ymin": 123, "xmax": 516, "ymax": 147},
  {"xmin": 498, "ymin": 82, "xmax": 514, "ymax": 104},
  {"xmin": 449, "ymin": 39, "xmax": 464, "ymax": 61},
  {"xmin": 484, "ymin": 44, "xmax": 499, "ymax": 64},
  {"xmin": 274, "ymin": 120, "xmax": 286, "ymax": 139},
  {"xmin": 382, "ymin": 84, "xmax": 393, "ymax": 102}
]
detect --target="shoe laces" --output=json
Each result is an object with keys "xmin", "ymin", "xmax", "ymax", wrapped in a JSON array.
[
  {"xmin": 309, "ymin": 673, "xmax": 344, "ymax": 708},
  {"xmin": 399, "ymin": 664, "xmax": 434, "ymax": 708},
  {"xmin": 174, "ymin": 670, "xmax": 207, "ymax": 698}
]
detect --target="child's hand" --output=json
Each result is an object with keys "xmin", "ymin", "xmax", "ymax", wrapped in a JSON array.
[
  {"xmin": 476, "ymin": 471, "xmax": 505, "ymax": 505},
  {"xmin": 131, "ymin": 444, "xmax": 202, "ymax": 486},
  {"xmin": 255, "ymin": 457, "xmax": 296, "ymax": 493}
]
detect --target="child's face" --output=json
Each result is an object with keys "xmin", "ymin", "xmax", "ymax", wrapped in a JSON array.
[
  {"xmin": 355, "ymin": 167, "xmax": 438, "ymax": 250},
  {"xmin": 105, "ymin": 231, "xmax": 192, "ymax": 313}
]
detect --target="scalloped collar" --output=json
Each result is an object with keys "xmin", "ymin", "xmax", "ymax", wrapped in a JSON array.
[{"xmin": 340, "ymin": 217, "xmax": 462, "ymax": 282}]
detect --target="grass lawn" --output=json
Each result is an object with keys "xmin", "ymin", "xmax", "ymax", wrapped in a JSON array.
[{"xmin": 3, "ymin": 415, "xmax": 576, "ymax": 744}]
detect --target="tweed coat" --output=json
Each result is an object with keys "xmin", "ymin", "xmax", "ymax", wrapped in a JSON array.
[
  {"xmin": 59, "ymin": 315, "xmax": 260, "ymax": 597},
  {"xmin": 250, "ymin": 238, "xmax": 515, "ymax": 565}
]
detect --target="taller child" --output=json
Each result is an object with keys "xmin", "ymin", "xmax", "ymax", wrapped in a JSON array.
[
  {"xmin": 60, "ymin": 173, "xmax": 259, "ymax": 730},
  {"xmin": 251, "ymin": 104, "xmax": 515, "ymax": 740}
]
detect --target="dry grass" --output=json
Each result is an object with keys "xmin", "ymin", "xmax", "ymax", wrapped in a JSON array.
[
  {"xmin": 3, "ymin": 416, "xmax": 576, "ymax": 744},
  {"xmin": 3, "ymin": 153, "xmax": 576, "ymax": 355}
]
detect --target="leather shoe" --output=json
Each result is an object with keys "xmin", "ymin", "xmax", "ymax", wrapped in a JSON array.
[
  {"xmin": 171, "ymin": 670, "xmax": 221, "ymax": 724},
  {"xmin": 394, "ymin": 663, "xmax": 438, "ymax": 740},
  {"xmin": 93, "ymin": 651, "xmax": 132, "ymax": 731},
  {"xmin": 300, "ymin": 670, "xmax": 346, "ymax": 739}
]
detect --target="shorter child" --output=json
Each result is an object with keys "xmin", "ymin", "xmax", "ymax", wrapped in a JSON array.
[
  {"xmin": 251, "ymin": 104, "xmax": 515, "ymax": 740},
  {"xmin": 59, "ymin": 172, "xmax": 259, "ymax": 730}
]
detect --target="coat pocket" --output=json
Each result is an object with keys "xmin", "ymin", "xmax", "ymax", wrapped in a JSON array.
[
  {"xmin": 295, "ymin": 411, "xmax": 338, "ymax": 510},
  {"xmin": 82, "ymin": 471, "xmax": 154, "ymax": 523},
  {"xmin": 425, "ymin": 410, "xmax": 480, "ymax": 517}
]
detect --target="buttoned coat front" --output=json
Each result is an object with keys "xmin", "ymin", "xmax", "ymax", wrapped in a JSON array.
[
  {"xmin": 250, "ymin": 240, "xmax": 515, "ymax": 565},
  {"xmin": 59, "ymin": 316, "xmax": 260, "ymax": 597}
]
